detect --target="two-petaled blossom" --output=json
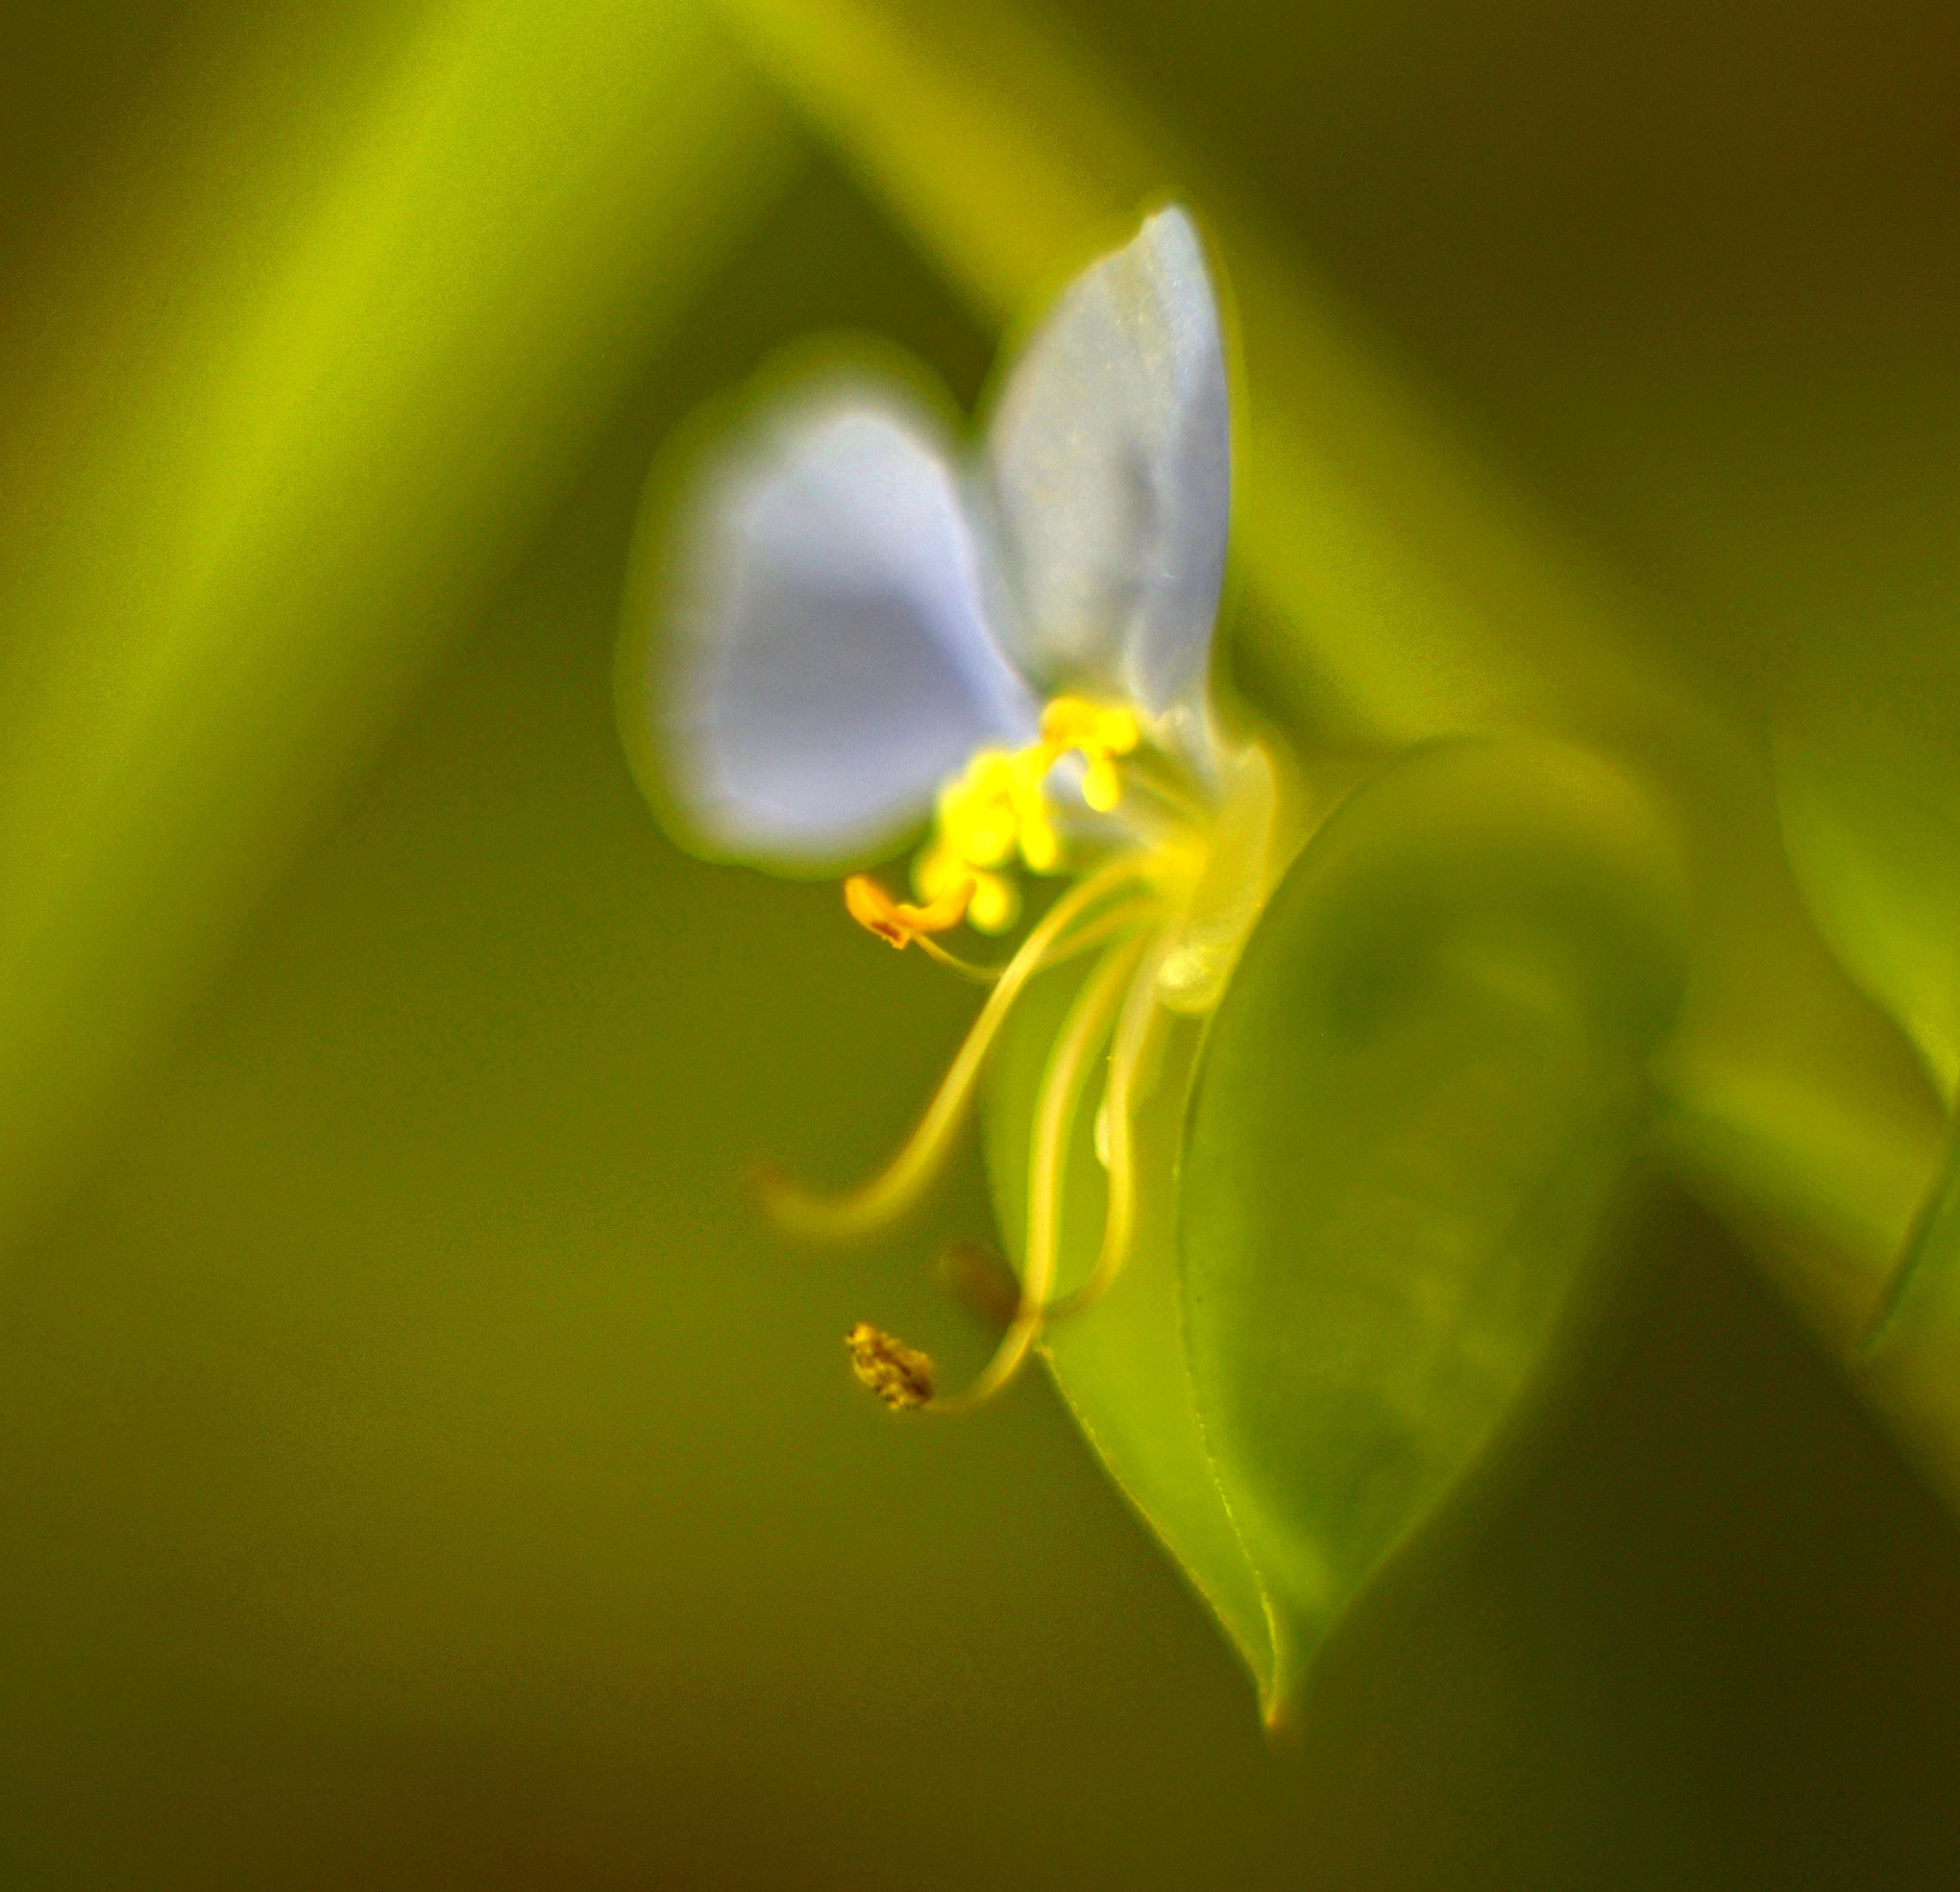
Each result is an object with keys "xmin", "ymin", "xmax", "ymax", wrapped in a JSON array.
[{"xmin": 625, "ymin": 206, "xmax": 1291, "ymax": 1411}]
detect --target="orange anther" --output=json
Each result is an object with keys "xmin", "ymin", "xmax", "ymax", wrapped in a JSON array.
[{"xmin": 844, "ymin": 873, "xmax": 974, "ymax": 948}]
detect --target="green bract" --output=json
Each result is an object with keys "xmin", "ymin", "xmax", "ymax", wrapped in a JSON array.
[{"xmin": 988, "ymin": 739, "xmax": 1691, "ymax": 1717}]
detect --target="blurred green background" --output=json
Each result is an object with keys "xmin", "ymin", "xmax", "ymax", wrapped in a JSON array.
[{"xmin": 1, "ymin": 0, "xmax": 1957, "ymax": 1884}]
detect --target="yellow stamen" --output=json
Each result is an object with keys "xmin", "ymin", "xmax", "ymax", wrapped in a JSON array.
[
  {"xmin": 909, "ymin": 699, "xmax": 1147, "ymax": 925},
  {"xmin": 844, "ymin": 873, "xmax": 973, "ymax": 949},
  {"xmin": 765, "ymin": 854, "xmax": 1156, "ymax": 1241},
  {"xmin": 917, "ymin": 840, "xmax": 1018, "ymax": 934},
  {"xmin": 932, "ymin": 930, "xmax": 1150, "ymax": 1413},
  {"xmin": 1014, "ymin": 768, "xmax": 1062, "ymax": 871},
  {"xmin": 935, "ymin": 750, "xmax": 1023, "ymax": 867},
  {"xmin": 1041, "ymin": 697, "xmax": 1140, "ymax": 815}
]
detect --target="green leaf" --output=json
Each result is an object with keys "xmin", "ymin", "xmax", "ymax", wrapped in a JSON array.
[
  {"xmin": 1775, "ymin": 730, "xmax": 1960, "ymax": 1107},
  {"xmin": 984, "ymin": 962, "xmax": 1281, "ymax": 1708},
  {"xmin": 1180, "ymin": 739, "xmax": 1690, "ymax": 1717}
]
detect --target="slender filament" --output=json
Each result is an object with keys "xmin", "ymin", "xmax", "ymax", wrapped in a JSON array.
[
  {"xmin": 1043, "ymin": 935, "xmax": 1169, "ymax": 1321},
  {"xmin": 913, "ymin": 935, "xmax": 1006, "ymax": 983},
  {"xmin": 764, "ymin": 852, "xmax": 1158, "ymax": 1240},
  {"xmin": 912, "ymin": 895, "xmax": 1160, "ymax": 985},
  {"xmin": 932, "ymin": 931, "xmax": 1150, "ymax": 1413}
]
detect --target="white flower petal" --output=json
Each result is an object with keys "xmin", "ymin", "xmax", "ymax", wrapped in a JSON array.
[
  {"xmin": 985, "ymin": 206, "xmax": 1231, "ymax": 725},
  {"xmin": 652, "ymin": 382, "xmax": 1038, "ymax": 869}
]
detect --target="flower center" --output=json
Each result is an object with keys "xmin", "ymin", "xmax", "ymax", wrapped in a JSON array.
[{"xmin": 909, "ymin": 696, "xmax": 1146, "ymax": 934}]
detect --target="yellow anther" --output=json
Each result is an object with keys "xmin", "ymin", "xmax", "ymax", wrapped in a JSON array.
[
  {"xmin": 1041, "ymin": 698, "xmax": 1139, "ymax": 814},
  {"xmin": 1080, "ymin": 754, "xmax": 1121, "ymax": 814},
  {"xmin": 1014, "ymin": 755, "xmax": 1062, "ymax": 871},
  {"xmin": 936, "ymin": 750, "xmax": 1020, "ymax": 867},
  {"xmin": 966, "ymin": 872, "xmax": 1019, "ymax": 932},
  {"xmin": 845, "ymin": 872, "xmax": 973, "ymax": 949},
  {"xmin": 915, "ymin": 842, "xmax": 1018, "ymax": 934}
]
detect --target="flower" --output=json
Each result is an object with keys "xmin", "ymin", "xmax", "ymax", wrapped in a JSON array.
[{"xmin": 624, "ymin": 206, "xmax": 1293, "ymax": 1410}]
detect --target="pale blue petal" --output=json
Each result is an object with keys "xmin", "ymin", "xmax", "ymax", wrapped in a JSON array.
[
  {"xmin": 656, "ymin": 382, "xmax": 1038, "ymax": 869},
  {"xmin": 984, "ymin": 206, "xmax": 1230, "ymax": 725}
]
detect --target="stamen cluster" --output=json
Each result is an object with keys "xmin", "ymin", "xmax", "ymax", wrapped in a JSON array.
[
  {"xmin": 773, "ymin": 700, "xmax": 1279, "ymax": 1415},
  {"xmin": 912, "ymin": 698, "xmax": 1142, "ymax": 933}
]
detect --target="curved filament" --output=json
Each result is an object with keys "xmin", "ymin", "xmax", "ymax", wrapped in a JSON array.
[
  {"xmin": 765, "ymin": 853, "xmax": 1157, "ymax": 1240},
  {"xmin": 1044, "ymin": 936, "xmax": 1169, "ymax": 1321},
  {"xmin": 913, "ymin": 935, "xmax": 1007, "ymax": 983},
  {"xmin": 913, "ymin": 895, "xmax": 1162, "ymax": 985},
  {"xmin": 932, "ymin": 931, "xmax": 1150, "ymax": 1413}
]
